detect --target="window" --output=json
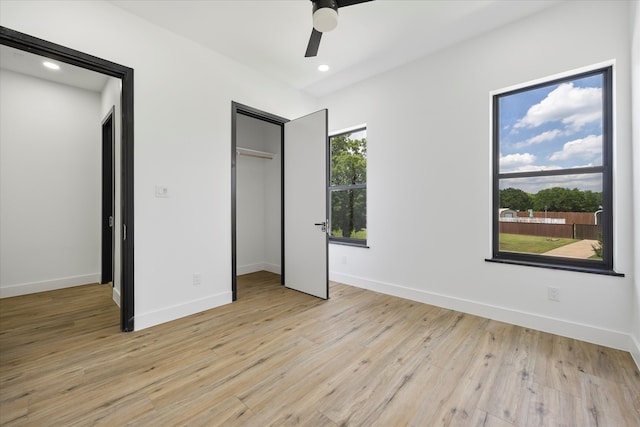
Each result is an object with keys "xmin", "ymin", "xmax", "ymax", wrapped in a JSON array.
[
  {"xmin": 328, "ymin": 127, "xmax": 367, "ymax": 246},
  {"xmin": 490, "ymin": 66, "xmax": 620, "ymax": 275}
]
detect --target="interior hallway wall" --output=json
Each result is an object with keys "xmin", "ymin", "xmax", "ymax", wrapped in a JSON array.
[{"xmin": 0, "ymin": 69, "xmax": 101, "ymax": 297}]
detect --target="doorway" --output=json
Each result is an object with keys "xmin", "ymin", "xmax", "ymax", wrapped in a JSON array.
[
  {"xmin": 231, "ymin": 103, "xmax": 330, "ymax": 301},
  {"xmin": 231, "ymin": 102, "xmax": 287, "ymax": 300},
  {"xmin": 0, "ymin": 26, "xmax": 135, "ymax": 332}
]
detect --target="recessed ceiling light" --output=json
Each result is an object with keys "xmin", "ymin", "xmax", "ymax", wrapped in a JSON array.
[
  {"xmin": 43, "ymin": 61, "xmax": 60, "ymax": 70},
  {"xmin": 318, "ymin": 64, "xmax": 330, "ymax": 72}
]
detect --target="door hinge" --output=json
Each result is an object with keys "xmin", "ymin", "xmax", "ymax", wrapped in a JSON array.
[{"xmin": 109, "ymin": 216, "xmax": 114, "ymax": 227}]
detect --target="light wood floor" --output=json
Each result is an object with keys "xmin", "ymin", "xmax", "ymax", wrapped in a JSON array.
[{"xmin": 1, "ymin": 272, "xmax": 638, "ymax": 426}]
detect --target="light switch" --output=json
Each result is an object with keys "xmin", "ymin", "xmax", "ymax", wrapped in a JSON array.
[{"xmin": 155, "ymin": 185, "xmax": 169, "ymax": 198}]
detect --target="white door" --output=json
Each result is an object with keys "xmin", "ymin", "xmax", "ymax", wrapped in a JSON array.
[{"xmin": 284, "ymin": 109, "xmax": 328, "ymax": 299}]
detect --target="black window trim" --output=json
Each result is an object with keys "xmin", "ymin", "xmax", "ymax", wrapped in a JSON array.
[
  {"xmin": 328, "ymin": 125, "xmax": 368, "ymax": 248},
  {"xmin": 487, "ymin": 64, "xmax": 623, "ymax": 277}
]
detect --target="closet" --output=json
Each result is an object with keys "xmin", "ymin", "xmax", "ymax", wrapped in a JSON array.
[{"xmin": 235, "ymin": 113, "xmax": 282, "ymax": 276}]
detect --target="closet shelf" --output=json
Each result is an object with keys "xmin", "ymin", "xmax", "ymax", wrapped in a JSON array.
[{"xmin": 236, "ymin": 147, "xmax": 275, "ymax": 160}]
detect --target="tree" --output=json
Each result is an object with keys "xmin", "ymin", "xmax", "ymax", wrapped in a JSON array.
[
  {"xmin": 330, "ymin": 133, "xmax": 366, "ymax": 238},
  {"xmin": 499, "ymin": 188, "xmax": 533, "ymax": 211},
  {"xmin": 578, "ymin": 189, "xmax": 601, "ymax": 212},
  {"xmin": 533, "ymin": 187, "xmax": 601, "ymax": 212}
]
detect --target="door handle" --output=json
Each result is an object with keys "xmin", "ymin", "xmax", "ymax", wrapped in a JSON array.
[{"xmin": 314, "ymin": 220, "xmax": 328, "ymax": 233}]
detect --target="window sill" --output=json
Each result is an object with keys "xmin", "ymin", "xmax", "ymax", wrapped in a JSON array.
[
  {"xmin": 329, "ymin": 239, "xmax": 369, "ymax": 249},
  {"xmin": 485, "ymin": 257, "xmax": 624, "ymax": 277}
]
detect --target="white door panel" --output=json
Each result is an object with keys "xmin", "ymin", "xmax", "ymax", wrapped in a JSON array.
[{"xmin": 284, "ymin": 109, "xmax": 328, "ymax": 299}]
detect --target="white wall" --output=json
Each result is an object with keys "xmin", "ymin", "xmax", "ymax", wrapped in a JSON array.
[
  {"xmin": 100, "ymin": 76, "xmax": 122, "ymax": 306},
  {"xmin": 0, "ymin": 69, "xmax": 101, "ymax": 297},
  {"xmin": 0, "ymin": 0, "xmax": 316, "ymax": 329},
  {"xmin": 322, "ymin": 1, "xmax": 635, "ymax": 351},
  {"xmin": 236, "ymin": 114, "xmax": 282, "ymax": 275},
  {"xmin": 630, "ymin": 0, "xmax": 640, "ymax": 366}
]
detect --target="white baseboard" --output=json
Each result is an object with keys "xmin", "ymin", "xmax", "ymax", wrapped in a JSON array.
[
  {"xmin": 263, "ymin": 262, "xmax": 281, "ymax": 275},
  {"xmin": 630, "ymin": 334, "xmax": 640, "ymax": 370},
  {"xmin": 0, "ymin": 274, "xmax": 101, "ymax": 298},
  {"xmin": 134, "ymin": 291, "xmax": 232, "ymax": 331},
  {"xmin": 330, "ymin": 271, "xmax": 630, "ymax": 351},
  {"xmin": 237, "ymin": 263, "xmax": 281, "ymax": 275},
  {"xmin": 237, "ymin": 263, "xmax": 264, "ymax": 275},
  {"xmin": 112, "ymin": 286, "xmax": 121, "ymax": 307}
]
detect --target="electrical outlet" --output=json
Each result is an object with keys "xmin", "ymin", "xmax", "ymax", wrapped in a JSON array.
[
  {"xmin": 193, "ymin": 273, "xmax": 202, "ymax": 286},
  {"xmin": 547, "ymin": 286, "xmax": 559, "ymax": 302}
]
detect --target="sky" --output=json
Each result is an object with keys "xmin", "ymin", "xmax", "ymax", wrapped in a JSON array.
[
  {"xmin": 346, "ymin": 129, "xmax": 366, "ymax": 141},
  {"xmin": 498, "ymin": 73, "xmax": 604, "ymax": 193}
]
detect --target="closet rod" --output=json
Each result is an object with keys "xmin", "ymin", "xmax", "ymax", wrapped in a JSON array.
[{"xmin": 236, "ymin": 147, "xmax": 275, "ymax": 160}]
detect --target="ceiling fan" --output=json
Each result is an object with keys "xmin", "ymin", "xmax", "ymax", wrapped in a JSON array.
[{"xmin": 305, "ymin": 0, "xmax": 374, "ymax": 58}]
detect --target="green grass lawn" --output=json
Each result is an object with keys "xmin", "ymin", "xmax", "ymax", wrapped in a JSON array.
[
  {"xmin": 499, "ymin": 233, "xmax": 579, "ymax": 254},
  {"xmin": 331, "ymin": 229, "xmax": 367, "ymax": 239},
  {"xmin": 351, "ymin": 229, "xmax": 367, "ymax": 239}
]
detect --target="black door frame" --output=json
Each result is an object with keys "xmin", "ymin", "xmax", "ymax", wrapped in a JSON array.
[
  {"xmin": 0, "ymin": 26, "xmax": 135, "ymax": 332},
  {"xmin": 231, "ymin": 101, "xmax": 288, "ymax": 300},
  {"xmin": 101, "ymin": 107, "xmax": 115, "ymax": 285}
]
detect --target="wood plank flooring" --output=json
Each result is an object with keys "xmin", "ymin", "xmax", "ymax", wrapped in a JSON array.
[{"xmin": 1, "ymin": 271, "xmax": 639, "ymax": 426}]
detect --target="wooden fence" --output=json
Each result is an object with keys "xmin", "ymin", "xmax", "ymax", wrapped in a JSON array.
[
  {"xmin": 516, "ymin": 211, "xmax": 596, "ymax": 225},
  {"xmin": 499, "ymin": 222, "xmax": 602, "ymax": 239},
  {"xmin": 499, "ymin": 222, "xmax": 574, "ymax": 238},
  {"xmin": 575, "ymin": 224, "xmax": 602, "ymax": 240}
]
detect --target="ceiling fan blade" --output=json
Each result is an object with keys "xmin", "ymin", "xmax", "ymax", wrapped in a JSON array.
[
  {"xmin": 335, "ymin": 0, "xmax": 373, "ymax": 8},
  {"xmin": 305, "ymin": 28, "xmax": 322, "ymax": 57}
]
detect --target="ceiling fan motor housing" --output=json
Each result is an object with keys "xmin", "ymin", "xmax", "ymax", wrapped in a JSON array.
[{"xmin": 312, "ymin": 0, "xmax": 339, "ymax": 33}]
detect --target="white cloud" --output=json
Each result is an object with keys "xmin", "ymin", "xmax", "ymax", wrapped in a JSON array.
[
  {"xmin": 500, "ymin": 152, "xmax": 567, "ymax": 173},
  {"xmin": 514, "ymin": 83, "xmax": 602, "ymax": 131},
  {"xmin": 503, "ymin": 164, "xmax": 562, "ymax": 174},
  {"xmin": 512, "ymin": 164, "xmax": 562, "ymax": 173},
  {"xmin": 549, "ymin": 134, "xmax": 602, "ymax": 161},
  {"xmin": 528, "ymin": 129, "xmax": 562, "ymax": 144},
  {"xmin": 514, "ymin": 129, "xmax": 562, "ymax": 148},
  {"xmin": 500, "ymin": 152, "xmax": 536, "ymax": 170}
]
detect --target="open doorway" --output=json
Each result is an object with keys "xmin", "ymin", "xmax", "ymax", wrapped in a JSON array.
[
  {"xmin": 231, "ymin": 102, "xmax": 287, "ymax": 300},
  {"xmin": 0, "ymin": 27, "xmax": 135, "ymax": 332},
  {"xmin": 231, "ymin": 102, "xmax": 330, "ymax": 301}
]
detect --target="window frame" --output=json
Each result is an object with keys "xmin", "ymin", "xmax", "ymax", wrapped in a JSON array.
[
  {"xmin": 328, "ymin": 126, "xmax": 368, "ymax": 247},
  {"xmin": 488, "ymin": 65, "xmax": 622, "ymax": 276}
]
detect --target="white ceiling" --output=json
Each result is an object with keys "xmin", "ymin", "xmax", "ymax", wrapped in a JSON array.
[
  {"xmin": 0, "ymin": 1, "xmax": 563, "ymax": 96},
  {"xmin": 0, "ymin": 44, "xmax": 109, "ymax": 92},
  {"xmin": 109, "ymin": 0, "xmax": 563, "ymax": 97}
]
